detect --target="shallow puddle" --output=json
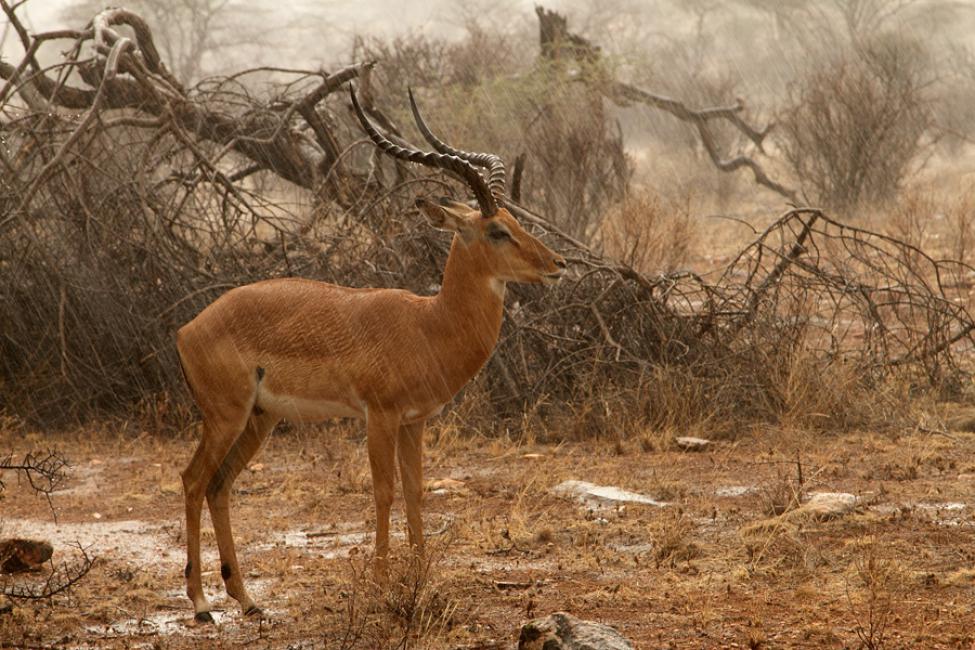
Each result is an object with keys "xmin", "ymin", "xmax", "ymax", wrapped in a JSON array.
[
  {"xmin": 715, "ymin": 485, "xmax": 757, "ymax": 497},
  {"xmin": 0, "ymin": 518, "xmax": 185, "ymax": 569}
]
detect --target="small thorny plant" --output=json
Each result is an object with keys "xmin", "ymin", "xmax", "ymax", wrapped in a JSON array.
[
  {"xmin": 338, "ymin": 536, "xmax": 458, "ymax": 649},
  {"xmin": 845, "ymin": 540, "xmax": 909, "ymax": 650},
  {"xmin": 0, "ymin": 450, "xmax": 95, "ymax": 601}
]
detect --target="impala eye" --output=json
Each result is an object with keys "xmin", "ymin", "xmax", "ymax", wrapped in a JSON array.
[{"xmin": 488, "ymin": 227, "xmax": 512, "ymax": 242}]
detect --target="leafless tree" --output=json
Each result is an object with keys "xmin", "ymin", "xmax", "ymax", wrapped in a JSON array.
[
  {"xmin": 534, "ymin": 6, "xmax": 797, "ymax": 203},
  {"xmin": 777, "ymin": 33, "xmax": 933, "ymax": 209}
]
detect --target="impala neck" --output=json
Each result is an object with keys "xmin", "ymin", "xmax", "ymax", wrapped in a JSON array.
[{"xmin": 434, "ymin": 235, "xmax": 505, "ymax": 356}]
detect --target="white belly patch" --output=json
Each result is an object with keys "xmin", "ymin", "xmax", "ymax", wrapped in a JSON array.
[
  {"xmin": 255, "ymin": 388, "xmax": 364, "ymax": 423},
  {"xmin": 404, "ymin": 403, "xmax": 445, "ymax": 422}
]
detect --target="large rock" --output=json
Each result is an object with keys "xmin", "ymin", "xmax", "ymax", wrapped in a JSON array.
[
  {"xmin": 519, "ymin": 612, "xmax": 634, "ymax": 650},
  {"xmin": 797, "ymin": 492, "xmax": 859, "ymax": 520},
  {"xmin": 0, "ymin": 539, "xmax": 53, "ymax": 573},
  {"xmin": 552, "ymin": 480, "xmax": 668, "ymax": 507}
]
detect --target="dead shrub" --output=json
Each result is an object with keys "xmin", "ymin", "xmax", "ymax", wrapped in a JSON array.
[
  {"xmin": 594, "ymin": 190, "xmax": 696, "ymax": 274},
  {"xmin": 778, "ymin": 34, "xmax": 933, "ymax": 210}
]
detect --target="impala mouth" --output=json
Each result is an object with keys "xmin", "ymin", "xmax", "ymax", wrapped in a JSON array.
[{"xmin": 542, "ymin": 271, "xmax": 564, "ymax": 285}]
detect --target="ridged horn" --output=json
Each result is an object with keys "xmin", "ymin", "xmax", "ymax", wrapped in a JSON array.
[
  {"xmin": 408, "ymin": 87, "xmax": 506, "ymax": 213},
  {"xmin": 350, "ymin": 85, "xmax": 499, "ymax": 217}
]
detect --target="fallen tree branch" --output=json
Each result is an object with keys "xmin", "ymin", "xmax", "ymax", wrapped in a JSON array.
[
  {"xmin": 535, "ymin": 5, "xmax": 799, "ymax": 202},
  {"xmin": 0, "ymin": 5, "xmax": 374, "ymax": 197}
]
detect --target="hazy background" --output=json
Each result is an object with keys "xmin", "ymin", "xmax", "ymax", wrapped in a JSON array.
[{"xmin": 6, "ymin": 0, "xmax": 974, "ymax": 193}]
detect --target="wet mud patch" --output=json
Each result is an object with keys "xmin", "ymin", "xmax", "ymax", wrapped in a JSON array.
[
  {"xmin": 85, "ymin": 577, "xmax": 282, "ymax": 642},
  {"xmin": 0, "ymin": 518, "xmax": 183, "ymax": 570}
]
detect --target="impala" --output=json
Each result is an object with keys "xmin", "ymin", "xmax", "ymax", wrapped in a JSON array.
[{"xmin": 176, "ymin": 85, "xmax": 566, "ymax": 623}]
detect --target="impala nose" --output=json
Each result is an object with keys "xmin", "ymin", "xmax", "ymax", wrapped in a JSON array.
[{"xmin": 544, "ymin": 256, "xmax": 567, "ymax": 285}]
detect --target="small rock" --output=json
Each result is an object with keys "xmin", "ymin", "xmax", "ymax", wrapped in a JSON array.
[
  {"xmin": 553, "ymin": 480, "xmax": 668, "ymax": 507},
  {"xmin": 424, "ymin": 478, "xmax": 465, "ymax": 492},
  {"xmin": 523, "ymin": 453, "xmax": 545, "ymax": 460},
  {"xmin": 0, "ymin": 539, "xmax": 53, "ymax": 574},
  {"xmin": 715, "ymin": 486, "xmax": 756, "ymax": 498},
  {"xmin": 248, "ymin": 463, "xmax": 265, "ymax": 472},
  {"xmin": 675, "ymin": 436, "xmax": 711, "ymax": 451},
  {"xmin": 798, "ymin": 492, "xmax": 859, "ymax": 519},
  {"xmin": 519, "ymin": 612, "xmax": 634, "ymax": 650}
]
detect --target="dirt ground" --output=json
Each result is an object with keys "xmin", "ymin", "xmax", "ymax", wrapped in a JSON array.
[{"xmin": 1, "ymin": 417, "xmax": 974, "ymax": 649}]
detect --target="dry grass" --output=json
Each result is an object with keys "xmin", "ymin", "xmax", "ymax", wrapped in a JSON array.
[
  {"xmin": 647, "ymin": 508, "xmax": 698, "ymax": 568},
  {"xmin": 2, "ymin": 419, "xmax": 974, "ymax": 649},
  {"xmin": 333, "ymin": 541, "xmax": 459, "ymax": 649}
]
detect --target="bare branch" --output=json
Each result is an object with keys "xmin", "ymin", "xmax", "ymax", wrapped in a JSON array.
[{"xmin": 0, "ymin": 450, "xmax": 69, "ymax": 497}]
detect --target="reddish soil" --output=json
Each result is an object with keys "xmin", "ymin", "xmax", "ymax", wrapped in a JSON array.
[{"xmin": 1, "ymin": 422, "xmax": 974, "ymax": 649}]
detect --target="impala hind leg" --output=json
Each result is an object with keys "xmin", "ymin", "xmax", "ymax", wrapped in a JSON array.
[
  {"xmin": 366, "ymin": 411, "xmax": 400, "ymax": 579},
  {"xmin": 397, "ymin": 420, "xmax": 425, "ymax": 554},
  {"xmin": 182, "ymin": 424, "xmax": 239, "ymax": 623},
  {"xmin": 206, "ymin": 411, "xmax": 279, "ymax": 618}
]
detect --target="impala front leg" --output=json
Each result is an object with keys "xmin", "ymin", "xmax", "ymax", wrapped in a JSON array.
[
  {"xmin": 366, "ymin": 410, "xmax": 400, "ymax": 579},
  {"xmin": 397, "ymin": 420, "xmax": 425, "ymax": 554}
]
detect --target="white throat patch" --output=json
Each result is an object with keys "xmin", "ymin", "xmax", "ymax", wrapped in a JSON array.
[{"xmin": 489, "ymin": 278, "xmax": 506, "ymax": 299}]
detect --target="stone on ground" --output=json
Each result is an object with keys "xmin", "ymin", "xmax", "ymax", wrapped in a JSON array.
[
  {"xmin": 675, "ymin": 436, "xmax": 711, "ymax": 451},
  {"xmin": 552, "ymin": 480, "xmax": 668, "ymax": 507},
  {"xmin": 798, "ymin": 492, "xmax": 859, "ymax": 519},
  {"xmin": 519, "ymin": 612, "xmax": 634, "ymax": 650},
  {"xmin": 0, "ymin": 539, "xmax": 53, "ymax": 574}
]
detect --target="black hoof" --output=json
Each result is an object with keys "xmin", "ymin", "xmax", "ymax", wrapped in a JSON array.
[
  {"xmin": 244, "ymin": 605, "xmax": 264, "ymax": 619},
  {"xmin": 194, "ymin": 611, "xmax": 215, "ymax": 624}
]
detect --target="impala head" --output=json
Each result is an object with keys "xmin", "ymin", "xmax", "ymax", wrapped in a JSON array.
[
  {"xmin": 350, "ymin": 85, "xmax": 566, "ymax": 285},
  {"xmin": 414, "ymin": 197, "xmax": 565, "ymax": 284}
]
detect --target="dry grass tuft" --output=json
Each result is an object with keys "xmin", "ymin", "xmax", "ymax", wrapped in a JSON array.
[
  {"xmin": 648, "ymin": 508, "xmax": 698, "ymax": 568},
  {"xmin": 758, "ymin": 470, "xmax": 803, "ymax": 518},
  {"xmin": 336, "ymin": 539, "xmax": 460, "ymax": 649},
  {"xmin": 944, "ymin": 567, "xmax": 975, "ymax": 586},
  {"xmin": 845, "ymin": 540, "xmax": 910, "ymax": 650}
]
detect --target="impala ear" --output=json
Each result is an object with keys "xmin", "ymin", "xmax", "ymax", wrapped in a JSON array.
[{"xmin": 415, "ymin": 197, "xmax": 478, "ymax": 237}]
